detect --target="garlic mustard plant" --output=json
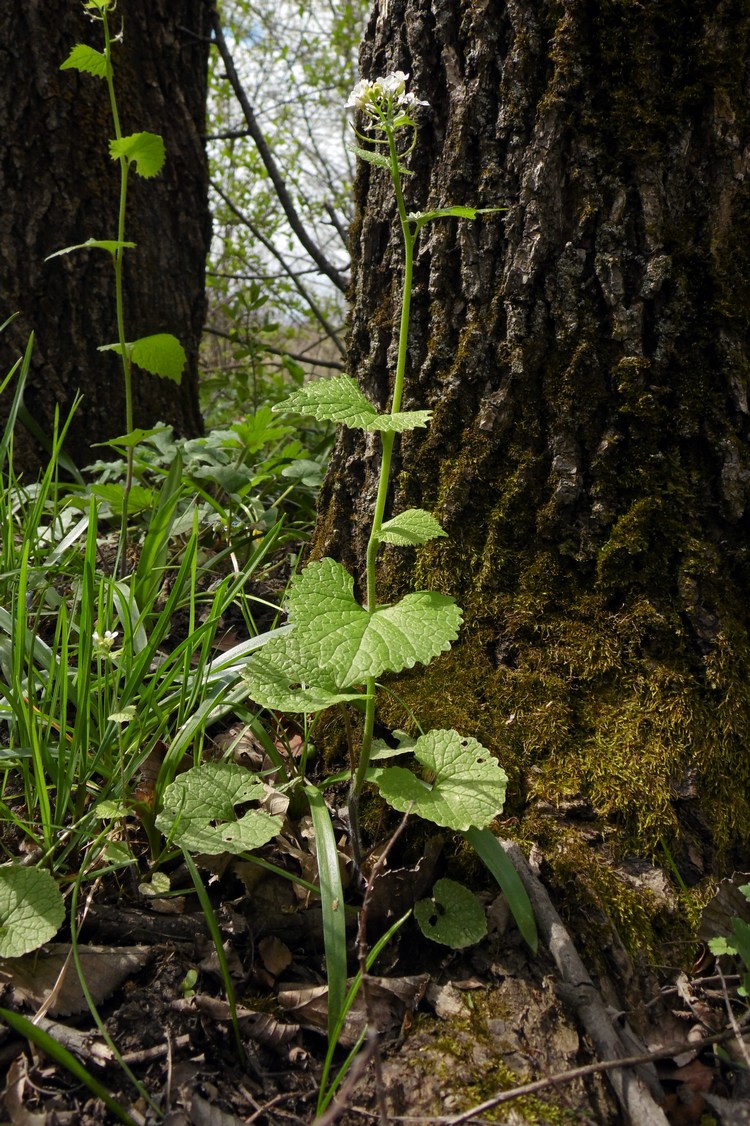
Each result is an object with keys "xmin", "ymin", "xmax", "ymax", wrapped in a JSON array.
[{"xmin": 240, "ymin": 71, "xmax": 537, "ymax": 952}]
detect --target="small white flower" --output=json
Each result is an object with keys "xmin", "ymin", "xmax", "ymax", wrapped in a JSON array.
[
  {"xmin": 346, "ymin": 78, "xmax": 376, "ymax": 110},
  {"xmin": 379, "ymin": 70, "xmax": 408, "ymax": 98},
  {"xmin": 347, "ymin": 71, "xmax": 430, "ymax": 119},
  {"xmin": 92, "ymin": 628, "xmax": 119, "ymax": 658},
  {"xmin": 401, "ymin": 90, "xmax": 430, "ymax": 110}
]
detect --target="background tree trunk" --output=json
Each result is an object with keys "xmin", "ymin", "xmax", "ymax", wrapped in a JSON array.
[
  {"xmin": 0, "ymin": 0, "xmax": 210, "ymax": 473},
  {"xmin": 314, "ymin": 0, "xmax": 750, "ymax": 878}
]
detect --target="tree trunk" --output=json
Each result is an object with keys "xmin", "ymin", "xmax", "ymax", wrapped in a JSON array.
[
  {"xmin": 0, "ymin": 0, "xmax": 210, "ymax": 473},
  {"xmin": 314, "ymin": 0, "xmax": 750, "ymax": 878}
]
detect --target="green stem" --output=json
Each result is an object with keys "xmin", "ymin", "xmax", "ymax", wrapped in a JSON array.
[
  {"xmin": 102, "ymin": 6, "xmax": 133, "ymax": 575},
  {"xmin": 349, "ymin": 125, "xmax": 417, "ymax": 862}
]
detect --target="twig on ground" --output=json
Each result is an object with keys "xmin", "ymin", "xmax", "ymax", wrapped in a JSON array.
[
  {"xmin": 500, "ymin": 839, "xmax": 670, "ymax": 1125},
  {"xmin": 330, "ymin": 1022, "xmax": 749, "ymax": 1124},
  {"xmin": 716, "ymin": 964, "xmax": 750, "ymax": 1070},
  {"xmin": 120, "ymin": 1033, "xmax": 191, "ymax": 1066}
]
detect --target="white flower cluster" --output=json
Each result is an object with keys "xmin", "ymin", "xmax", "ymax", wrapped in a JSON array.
[
  {"xmin": 346, "ymin": 70, "xmax": 429, "ymax": 119},
  {"xmin": 92, "ymin": 628, "xmax": 119, "ymax": 659}
]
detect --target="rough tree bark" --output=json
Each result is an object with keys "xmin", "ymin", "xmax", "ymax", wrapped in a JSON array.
[
  {"xmin": 314, "ymin": 0, "xmax": 750, "ymax": 882},
  {"xmin": 0, "ymin": 0, "xmax": 210, "ymax": 473}
]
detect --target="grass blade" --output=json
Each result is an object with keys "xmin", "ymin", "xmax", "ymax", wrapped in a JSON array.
[
  {"xmin": 305, "ymin": 784, "xmax": 347, "ymax": 1042},
  {"xmin": 0, "ymin": 1007, "xmax": 138, "ymax": 1126},
  {"xmin": 464, "ymin": 825, "xmax": 538, "ymax": 952}
]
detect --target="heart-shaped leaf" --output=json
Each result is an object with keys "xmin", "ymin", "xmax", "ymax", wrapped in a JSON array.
[
  {"xmin": 371, "ymin": 729, "xmax": 507, "ymax": 831},
  {"xmin": 286, "ymin": 558, "xmax": 461, "ymax": 686},
  {"xmin": 155, "ymin": 762, "xmax": 282, "ymax": 856},
  {"xmin": 415, "ymin": 879, "xmax": 487, "ymax": 948}
]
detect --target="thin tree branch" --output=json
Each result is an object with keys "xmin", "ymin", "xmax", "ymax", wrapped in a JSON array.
[
  {"xmin": 335, "ymin": 1022, "xmax": 749, "ymax": 1124},
  {"xmin": 499, "ymin": 839, "xmax": 670, "ymax": 1125},
  {"xmin": 211, "ymin": 179, "xmax": 346, "ymax": 354},
  {"xmin": 209, "ymin": 4, "xmax": 350, "ymax": 294},
  {"xmin": 325, "ymin": 200, "xmax": 351, "ymax": 247},
  {"xmin": 204, "ymin": 324, "xmax": 345, "ymax": 371}
]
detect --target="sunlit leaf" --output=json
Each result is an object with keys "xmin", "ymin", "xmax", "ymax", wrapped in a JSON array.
[
  {"xmin": 45, "ymin": 238, "xmax": 135, "ymax": 261},
  {"xmin": 155, "ymin": 762, "xmax": 282, "ymax": 856},
  {"xmin": 242, "ymin": 631, "xmax": 365, "ymax": 713},
  {"xmin": 60, "ymin": 44, "xmax": 109, "ymax": 79},
  {"xmin": 371, "ymin": 729, "xmax": 507, "ymax": 831},
  {"xmin": 109, "ymin": 131, "xmax": 165, "ymax": 178},
  {"xmin": 377, "ymin": 508, "xmax": 447, "ymax": 546},
  {"xmin": 285, "ymin": 558, "xmax": 461, "ymax": 686},
  {"xmin": 275, "ymin": 375, "xmax": 430, "ymax": 432},
  {"xmin": 415, "ymin": 879, "xmax": 487, "ymax": 947},
  {"xmin": 0, "ymin": 866, "xmax": 65, "ymax": 958},
  {"xmin": 99, "ymin": 334, "xmax": 186, "ymax": 382}
]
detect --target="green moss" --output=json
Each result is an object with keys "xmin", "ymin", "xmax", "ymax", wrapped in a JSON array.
[{"xmin": 409, "ymin": 1002, "xmax": 581, "ymax": 1124}]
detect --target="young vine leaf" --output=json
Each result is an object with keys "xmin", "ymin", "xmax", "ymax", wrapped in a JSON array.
[
  {"xmin": 370, "ymin": 728, "xmax": 507, "ymax": 831},
  {"xmin": 377, "ymin": 508, "xmax": 447, "ymax": 546},
  {"xmin": 276, "ymin": 374, "xmax": 430, "ymax": 432},
  {"xmin": 155, "ymin": 763, "xmax": 282, "ymax": 856},
  {"xmin": 99, "ymin": 334, "xmax": 186, "ymax": 382},
  {"xmin": 60, "ymin": 44, "xmax": 109, "ymax": 79},
  {"xmin": 109, "ymin": 131, "xmax": 166, "ymax": 178}
]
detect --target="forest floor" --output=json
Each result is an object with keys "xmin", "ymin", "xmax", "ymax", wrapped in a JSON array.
[
  {"xmin": 1, "ymin": 779, "xmax": 749, "ymax": 1126},
  {"xmin": 1, "ymin": 525, "xmax": 749, "ymax": 1125}
]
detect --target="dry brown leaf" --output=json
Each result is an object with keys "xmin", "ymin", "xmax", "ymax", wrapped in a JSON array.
[
  {"xmin": 172, "ymin": 995, "xmax": 300, "ymax": 1054},
  {"xmin": 188, "ymin": 1090, "xmax": 247, "ymax": 1126},
  {"xmin": 365, "ymin": 835, "xmax": 443, "ymax": 922},
  {"xmin": 2, "ymin": 1056, "xmax": 48, "ymax": 1126},
  {"xmin": 0, "ymin": 945, "xmax": 152, "ymax": 1016},
  {"xmin": 258, "ymin": 935, "xmax": 293, "ymax": 977}
]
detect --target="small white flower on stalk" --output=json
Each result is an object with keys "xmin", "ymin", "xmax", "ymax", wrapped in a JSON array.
[
  {"xmin": 92, "ymin": 628, "xmax": 119, "ymax": 659},
  {"xmin": 347, "ymin": 70, "xmax": 429, "ymax": 122}
]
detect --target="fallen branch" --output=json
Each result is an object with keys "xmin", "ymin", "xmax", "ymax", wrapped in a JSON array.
[
  {"xmin": 498, "ymin": 840, "xmax": 670, "ymax": 1126},
  {"xmin": 341, "ymin": 1022, "xmax": 748, "ymax": 1124}
]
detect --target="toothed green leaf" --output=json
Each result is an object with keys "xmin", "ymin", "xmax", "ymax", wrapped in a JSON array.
[
  {"xmin": 370, "ymin": 729, "xmax": 507, "ymax": 831},
  {"xmin": 109, "ymin": 131, "xmax": 165, "ymax": 178},
  {"xmin": 275, "ymin": 375, "xmax": 430, "ymax": 432},
  {"xmin": 242, "ymin": 631, "xmax": 365, "ymax": 713},
  {"xmin": 285, "ymin": 558, "xmax": 461, "ymax": 687},
  {"xmin": 60, "ymin": 44, "xmax": 109, "ymax": 78},
  {"xmin": 377, "ymin": 508, "xmax": 447, "ymax": 546},
  {"xmin": 0, "ymin": 866, "xmax": 65, "ymax": 958},
  {"xmin": 155, "ymin": 763, "xmax": 282, "ymax": 856},
  {"xmin": 99, "ymin": 334, "xmax": 185, "ymax": 382},
  {"xmin": 407, "ymin": 205, "xmax": 504, "ymax": 229},
  {"xmin": 349, "ymin": 145, "xmax": 413, "ymax": 176}
]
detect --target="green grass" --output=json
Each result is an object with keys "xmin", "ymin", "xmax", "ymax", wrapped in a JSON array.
[{"xmin": 0, "ymin": 330, "xmax": 328, "ymax": 879}]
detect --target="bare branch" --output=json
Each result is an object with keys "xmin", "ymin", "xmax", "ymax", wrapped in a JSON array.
[
  {"xmin": 211, "ymin": 179, "xmax": 346, "ymax": 354},
  {"xmin": 205, "ymin": 324, "xmax": 345, "ymax": 371},
  {"xmin": 209, "ymin": 4, "xmax": 350, "ymax": 295}
]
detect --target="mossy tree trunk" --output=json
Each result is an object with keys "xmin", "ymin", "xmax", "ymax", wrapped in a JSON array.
[
  {"xmin": 0, "ymin": 0, "xmax": 210, "ymax": 473},
  {"xmin": 314, "ymin": 0, "xmax": 750, "ymax": 876}
]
